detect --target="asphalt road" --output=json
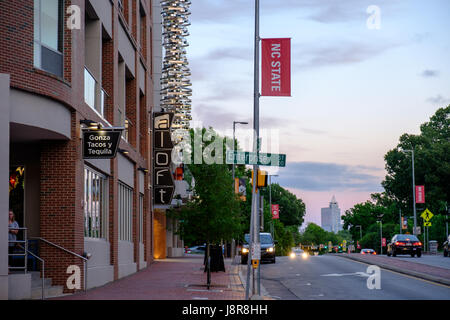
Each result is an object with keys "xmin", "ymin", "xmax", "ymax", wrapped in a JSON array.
[{"xmin": 241, "ymin": 255, "xmax": 450, "ymax": 300}]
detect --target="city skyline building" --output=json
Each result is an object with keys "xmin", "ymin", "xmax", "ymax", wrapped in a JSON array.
[{"xmin": 321, "ymin": 195, "xmax": 343, "ymax": 233}]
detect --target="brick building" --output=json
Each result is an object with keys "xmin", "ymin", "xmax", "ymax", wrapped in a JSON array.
[{"xmin": 0, "ymin": 0, "xmax": 156, "ymax": 299}]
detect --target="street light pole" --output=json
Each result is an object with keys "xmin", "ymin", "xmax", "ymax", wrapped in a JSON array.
[
  {"xmin": 232, "ymin": 121, "xmax": 248, "ymax": 260},
  {"xmin": 356, "ymin": 225, "xmax": 362, "ymax": 240},
  {"xmin": 403, "ymin": 149, "xmax": 417, "ymax": 235},
  {"xmin": 246, "ymin": 0, "xmax": 260, "ymax": 301}
]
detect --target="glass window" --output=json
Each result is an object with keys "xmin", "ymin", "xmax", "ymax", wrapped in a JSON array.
[
  {"xmin": 118, "ymin": 182, "xmax": 133, "ymax": 242},
  {"xmin": 34, "ymin": 0, "xmax": 63, "ymax": 76},
  {"xmin": 84, "ymin": 167, "xmax": 108, "ymax": 239}
]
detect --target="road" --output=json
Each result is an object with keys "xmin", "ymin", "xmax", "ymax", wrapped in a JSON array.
[
  {"xmin": 383, "ymin": 254, "xmax": 450, "ymax": 269},
  {"xmin": 239, "ymin": 255, "xmax": 450, "ymax": 300}
]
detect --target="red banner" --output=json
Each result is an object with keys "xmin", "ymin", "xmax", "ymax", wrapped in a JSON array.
[
  {"xmin": 415, "ymin": 185, "xmax": 425, "ymax": 203},
  {"xmin": 271, "ymin": 204, "xmax": 279, "ymax": 219},
  {"xmin": 261, "ymin": 38, "xmax": 291, "ymax": 96},
  {"xmin": 382, "ymin": 238, "xmax": 386, "ymax": 247}
]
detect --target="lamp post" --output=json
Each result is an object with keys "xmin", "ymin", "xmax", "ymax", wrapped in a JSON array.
[
  {"xmin": 377, "ymin": 214, "xmax": 384, "ymax": 254},
  {"xmin": 269, "ymin": 174, "xmax": 278, "ymax": 238},
  {"xmin": 401, "ymin": 149, "xmax": 417, "ymax": 236},
  {"xmin": 356, "ymin": 225, "xmax": 362, "ymax": 240},
  {"xmin": 231, "ymin": 121, "xmax": 248, "ymax": 260}
]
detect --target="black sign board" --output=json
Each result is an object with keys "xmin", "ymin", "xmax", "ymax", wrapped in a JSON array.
[
  {"xmin": 82, "ymin": 129, "xmax": 122, "ymax": 159},
  {"xmin": 153, "ymin": 112, "xmax": 175, "ymax": 206}
]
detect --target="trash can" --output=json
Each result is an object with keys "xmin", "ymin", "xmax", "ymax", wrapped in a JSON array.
[{"xmin": 429, "ymin": 240, "xmax": 438, "ymax": 255}]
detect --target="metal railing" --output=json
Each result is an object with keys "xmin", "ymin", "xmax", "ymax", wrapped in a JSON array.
[
  {"xmin": 8, "ymin": 227, "xmax": 45, "ymax": 300},
  {"xmin": 84, "ymin": 67, "xmax": 107, "ymax": 116},
  {"xmin": 30, "ymin": 237, "xmax": 89, "ymax": 293}
]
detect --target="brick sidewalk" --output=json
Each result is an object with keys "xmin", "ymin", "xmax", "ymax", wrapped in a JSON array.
[
  {"xmin": 53, "ymin": 255, "xmax": 245, "ymax": 300},
  {"xmin": 339, "ymin": 253, "xmax": 450, "ymax": 285}
]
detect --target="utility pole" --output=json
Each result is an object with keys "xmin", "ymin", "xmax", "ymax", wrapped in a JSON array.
[
  {"xmin": 399, "ymin": 208, "xmax": 402, "ymax": 234},
  {"xmin": 246, "ymin": 0, "xmax": 260, "ymax": 301}
]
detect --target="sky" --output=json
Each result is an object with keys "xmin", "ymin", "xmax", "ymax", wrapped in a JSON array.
[{"xmin": 185, "ymin": 0, "xmax": 450, "ymax": 228}]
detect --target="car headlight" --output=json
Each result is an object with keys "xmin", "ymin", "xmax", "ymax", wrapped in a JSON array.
[
  {"xmin": 302, "ymin": 252, "xmax": 308, "ymax": 259},
  {"xmin": 242, "ymin": 248, "xmax": 249, "ymax": 253},
  {"xmin": 290, "ymin": 252, "xmax": 296, "ymax": 258},
  {"xmin": 266, "ymin": 247, "xmax": 274, "ymax": 253}
]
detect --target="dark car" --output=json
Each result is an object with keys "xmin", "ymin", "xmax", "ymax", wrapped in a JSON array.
[
  {"xmin": 387, "ymin": 234, "xmax": 422, "ymax": 257},
  {"xmin": 241, "ymin": 233, "xmax": 276, "ymax": 264},
  {"xmin": 444, "ymin": 235, "xmax": 450, "ymax": 257}
]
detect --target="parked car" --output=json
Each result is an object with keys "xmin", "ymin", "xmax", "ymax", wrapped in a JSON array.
[
  {"xmin": 387, "ymin": 234, "xmax": 422, "ymax": 257},
  {"xmin": 188, "ymin": 245, "xmax": 206, "ymax": 254},
  {"xmin": 360, "ymin": 248, "xmax": 376, "ymax": 255},
  {"xmin": 444, "ymin": 235, "xmax": 450, "ymax": 257},
  {"xmin": 241, "ymin": 232, "xmax": 276, "ymax": 264}
]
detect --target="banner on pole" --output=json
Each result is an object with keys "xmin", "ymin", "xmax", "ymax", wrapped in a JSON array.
[
  {"xmin": 261, "ymin": 38, "xmax": 291, "ymax": 96},
  {"xmin": 271, "ymin": 204, "xmax": 279, "ymax": 219},
  {"xmin": 415, "ymin": 185, "xmax": 425, "ymax": 204}
]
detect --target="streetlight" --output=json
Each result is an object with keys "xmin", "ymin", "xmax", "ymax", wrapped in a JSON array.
[
  {"xmin": 356, "ymin": 225, "xmax": 362, "ymax": 240},
  {"xmin": 269, "ymin": 174, "xmax": 278, "ymax": 238},
  {"xmin": 231, "ymin": 121, "xmax": 248, "ymax": 260},
  {"xmin": 401, "ymin": 148, "xmax": 417, "ymax": 236},
  {"xmin": 376, "ymin": 214, "xmax": 384, "ymax": 254}
]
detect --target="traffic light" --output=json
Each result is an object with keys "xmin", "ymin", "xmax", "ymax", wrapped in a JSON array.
[{"xmin": 251, "ymin": 170, "xmax": 268, "ymax": 188}]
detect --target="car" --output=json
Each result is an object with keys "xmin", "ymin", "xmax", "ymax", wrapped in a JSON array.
[
  {"xmin": 188, "ymin": 245, "xmax": 206, "ymax": 254},
  {"xmin": 387, "ymin": 234, "xmax": 422, "ymax": 257},
  {"xmin": 289, "ymin": 247, "xmax": 308, "ymax": 259},
  {"xmin": 444, "ymin": 235, "xmax": 450, "ymax": 257},
  {"xmin": 241, "ymin": 232, "xmax": 276, "ymax": 264},
  {"xmin": 360, "ymin": 248, "xmax": 376, "ymax": 255}
]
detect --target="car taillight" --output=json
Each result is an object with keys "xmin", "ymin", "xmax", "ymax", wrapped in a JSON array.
[
  {"xmin": 413, "ymin": 242, "xmax": 422, "ymax": 246},
  {"xmin": 395, "ymin": 242, "xmax": 404, "ymax": 246},
  {"xmin": 361, "ymin": 251, "xmax": 365, "ymax": 254},
  {"xmin": 373, "ymin": 252, "xmax": 376, "ymax": 255}
]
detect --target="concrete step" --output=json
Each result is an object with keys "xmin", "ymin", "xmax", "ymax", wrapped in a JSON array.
[{"xmin": 29, "ymin": 271, "xmax": 66, "ymax": 299}]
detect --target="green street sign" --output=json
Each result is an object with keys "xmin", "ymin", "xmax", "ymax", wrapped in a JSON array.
[{"xmin": 226, "ymin": 150, "xmax": 286, "ymax": 167}]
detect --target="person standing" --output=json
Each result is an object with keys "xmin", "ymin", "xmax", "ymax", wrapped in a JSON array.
[{"xmin": 8, "ymin": 210, "xmax": 19, "ymax": 267}]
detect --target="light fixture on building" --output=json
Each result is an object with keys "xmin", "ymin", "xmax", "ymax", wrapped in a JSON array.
[
  {"xmin": 138, "ymin": 167, "xmax": 149, "ymax": 173},
  {"xmin": 80, "ymin": 119, "xmax": 101, "ymax": 130},
  {"xmin": 118, "ymin": 148, "xmax": 129, "ymax": 155}
]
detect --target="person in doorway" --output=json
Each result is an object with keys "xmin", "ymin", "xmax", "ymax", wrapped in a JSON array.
[{"xmin": 8, "ymin": 210, "xmax": 19, "ymax": 268}]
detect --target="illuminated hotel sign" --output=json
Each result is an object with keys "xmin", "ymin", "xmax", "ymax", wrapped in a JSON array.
[
  {"xmin": 82, "ymin": 128, "xmax": 122, "ymax": 159},
  {"xmin": 153, "ymin": 112, "xmax": 175, "ymax": 205}
]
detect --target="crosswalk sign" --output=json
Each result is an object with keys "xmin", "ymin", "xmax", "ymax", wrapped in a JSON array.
[
  {"xmin": 424, "ymin": 222, "xmax": 431, "ymax": 227},
  {"xmin": 420, "ymin": 208, "xmax": 434, "ymax": 222}
]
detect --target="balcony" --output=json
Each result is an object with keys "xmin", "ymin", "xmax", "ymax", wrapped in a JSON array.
[{"xmin": 84, "ymin": 67, "xmax": 107, "ymax": 117}]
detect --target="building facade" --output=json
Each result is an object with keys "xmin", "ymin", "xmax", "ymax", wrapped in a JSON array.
[
  {"xmin": 321, "ymin": 196, "xmax": 342, "ymax": 233},
  {"xmin": 0, "ymin": 0, "xmax": 155, "ymax": 299}
]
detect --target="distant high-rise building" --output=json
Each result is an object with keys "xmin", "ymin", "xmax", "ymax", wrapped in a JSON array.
[{"xmin": 321, "ymin": 196, "xmax": 342, "ymax": 233}]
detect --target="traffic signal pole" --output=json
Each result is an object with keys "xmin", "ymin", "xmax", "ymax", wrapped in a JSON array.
[{"xmin": 245, "ymin": 0, "xmax": 260, "ymax": 301}]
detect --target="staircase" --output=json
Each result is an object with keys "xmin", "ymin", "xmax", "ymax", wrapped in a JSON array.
[{"xmin": 30, "ymin": 271, "xmax": 65, "ymax": 299}]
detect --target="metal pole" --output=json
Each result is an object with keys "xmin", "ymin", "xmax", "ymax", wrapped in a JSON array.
[
  {"xmin": 411, "ymin": 150, "xmax": 417, "ymax": 235},
  {"xmin": 232, "ymin": 122, "xmax": 236, "ymax": 260},
  {"xmin": 399, "ymin": 208, "xmax": 402, "ymax": 234},
  {"xmin": 246, "ymin": 0, "xmax": 260, "ymax": 300},
  {"xmin": 380, "ymin": 221, "xmax": 383, "ymax": 255}
]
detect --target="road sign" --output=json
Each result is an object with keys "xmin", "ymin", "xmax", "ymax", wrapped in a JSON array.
[
  {"xmin": 226, "ymin": 150, "xmax": 286, "ymax": 167},
  {"xmin": 424, "ymin": 222, "xmax": 432, "ymax": 227},
  {"xmin": 251, "ymin": 243, "xmax": 261, "ymax": 260},
  {"xmin": 415, "ymin": 185, "xmax": 425, "ymax": 203},
  {"xmin": 420, "ymin": 208, "xmax": 434, "ymax": 221}
]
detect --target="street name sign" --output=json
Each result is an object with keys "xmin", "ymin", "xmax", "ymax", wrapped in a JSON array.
[{"xmin": 226, "ymin": 150, "xmax": 286, "ymax": 167}]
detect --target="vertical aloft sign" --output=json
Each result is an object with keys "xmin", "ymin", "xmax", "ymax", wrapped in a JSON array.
[
  {"xmin": 415, "ymin": 185, "xmax": 425, "ymax": 204},
  {"xmin": 261, "ymin": 38, "xmax": 291, "ymax": 96},
  {"xmin": 271, "ymin": 204, "xmax": 279, "ymax": 219},
  {"xmin": 153, "ymin": 112, "xmax": 175, "ymax": 206}
]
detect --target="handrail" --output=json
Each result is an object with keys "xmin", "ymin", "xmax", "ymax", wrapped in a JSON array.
[
  {"xmin": 17, "ymin": 244, "xmax": 45, "ymax": 300},
  {"xmin": 30, "ymin": 237, "xmax": 88, "ymax": 293}
]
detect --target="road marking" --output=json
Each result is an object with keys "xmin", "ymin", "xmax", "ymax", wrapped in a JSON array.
[
  {"xmin": 336, "ymin": 256, "xmax": 450, "ymax": 288},
  {"xmin": 321, "ymin": 272, "xmax": 369, "ymax": 278},
  {"xmin": 192, "ymin": 297, "xmax": 209, "ymax": 300},
  {"xmin": 187, "ymin": 288, "xmax": 223, "ymax": 293}
]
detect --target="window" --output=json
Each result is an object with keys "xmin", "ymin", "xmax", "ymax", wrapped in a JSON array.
[
  {"xmin": 139, "ymin": 193, "xmax": 144, "ymax": 243},
  {"xmin": 84, "ymin": 167, "xmax": 109, "ymax": 239},
  {"xmin": 34, "ymin": 0, "xmax": 64, "ymax": 77},
  {"xmin": 118, "ymin": 182, "xmax": 133, "ymax": 242}
]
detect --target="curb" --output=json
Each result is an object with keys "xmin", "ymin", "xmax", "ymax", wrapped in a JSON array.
[
  {"xmin": 337, "ymin": 254, "xmax": 450, "ymax": 287},
  {"xmin": 235, "ymin": 261, "xmax": 275, "ymax": 300}
]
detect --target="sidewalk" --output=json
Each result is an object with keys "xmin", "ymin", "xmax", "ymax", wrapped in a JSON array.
[
  {"xmin": 53, "ymin": 255, "xmax": 245, "ymax": 300},
  {"xmin": 338, "ymin": 253, "xmax": 450, "ymax": 286}
]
